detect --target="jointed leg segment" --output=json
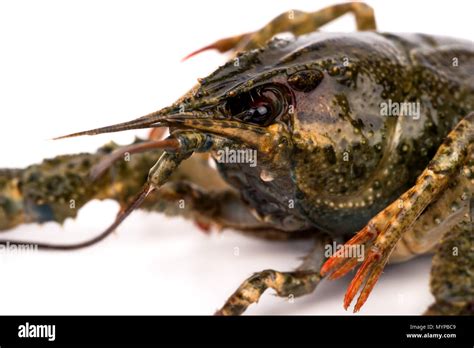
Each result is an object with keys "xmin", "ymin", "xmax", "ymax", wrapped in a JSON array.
[
  {"xmin": 184, "ymin": 2, "xmax": 376, "ymax": 59},
  {"xmin": 216, "ymin": 236, "xmax": 329, "ymax": 315},
  {"xmin": 321, "ymin": 113, "xmax": 474, "ymax": 312}
]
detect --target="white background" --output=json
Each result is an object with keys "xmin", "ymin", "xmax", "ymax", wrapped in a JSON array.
[{"xmin": 0, "ymin": 0, "xmax": 472, "ymax": 314}]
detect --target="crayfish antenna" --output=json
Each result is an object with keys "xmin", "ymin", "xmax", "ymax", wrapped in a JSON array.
[
  {"xmin": 52, "ymin": 112, "xmax": 165, "ymax": 140},
  {"xmin": 0, "ymin": 183, "xmax": 155, "ymax": 251}
]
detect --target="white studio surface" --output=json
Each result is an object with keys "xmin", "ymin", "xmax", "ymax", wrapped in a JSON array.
[{"xmin": 0, "ymin": 0, "xmax": 471, "ymax": 315}]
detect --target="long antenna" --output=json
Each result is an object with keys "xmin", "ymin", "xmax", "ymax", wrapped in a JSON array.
[{"xmin": 0, "ymin": 183, "xmax": 155, "ymax": 251}]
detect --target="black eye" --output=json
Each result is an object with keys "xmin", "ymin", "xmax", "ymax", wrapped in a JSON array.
[{"xmin": 226, "ymin": 85, "xmax": 285, "ymax": 126}]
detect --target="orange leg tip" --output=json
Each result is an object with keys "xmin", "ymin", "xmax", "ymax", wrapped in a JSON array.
[
  {"xmin": 343, "ymin": 297, "xmax": 352, "ymax": 311},
  {"xmin": 328, "ymin": 259, "xmax": 358, "ymax": 280},
  {"xmin": 344, "ymin": 290, "xmax": 355, "ymax": 307},
  {"xmin": 344, "ymin": 282, "xmax": 360, "ymax": 308},
  {"xmin": 354, "ymin": 291, "xmax": 370, "ymax": 312},
  {"xmin": 320, "ymin": 265, "xmax": 330, "ymax": 276},
  {"xmin": 356, "ymin": 268, "xmax": 384, "ymax": 311},
  {"xmin": 321, "ymin": 254, "xmax": 345, "ymax": 276},
  {"xmin": 320, "ymin": 264, "xmax": 334, "ymax": 277},
  {"xmin": 320, "ymin": 259, "xmax": 333, "ymax": 275},
  {"xmin": 354, "ymin": 290, "xmax": 371, "ymax": 313},
  {"xmin": 353, "ymin": 299, "xmax": 365, "ymax": 313},
  {"xmin": 343, "ymin": 260, "xmax": 374, "ymax": 309}
]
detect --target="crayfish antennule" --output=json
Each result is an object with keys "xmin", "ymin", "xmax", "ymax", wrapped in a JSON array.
[{"xmin": 89, "ymin": 138, "xmax": 180, "ymax": 181}]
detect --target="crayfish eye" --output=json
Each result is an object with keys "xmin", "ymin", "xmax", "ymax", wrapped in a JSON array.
[{"xmin": 226, "ymin": 85, "xmax": 285, "ymax": 126}]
